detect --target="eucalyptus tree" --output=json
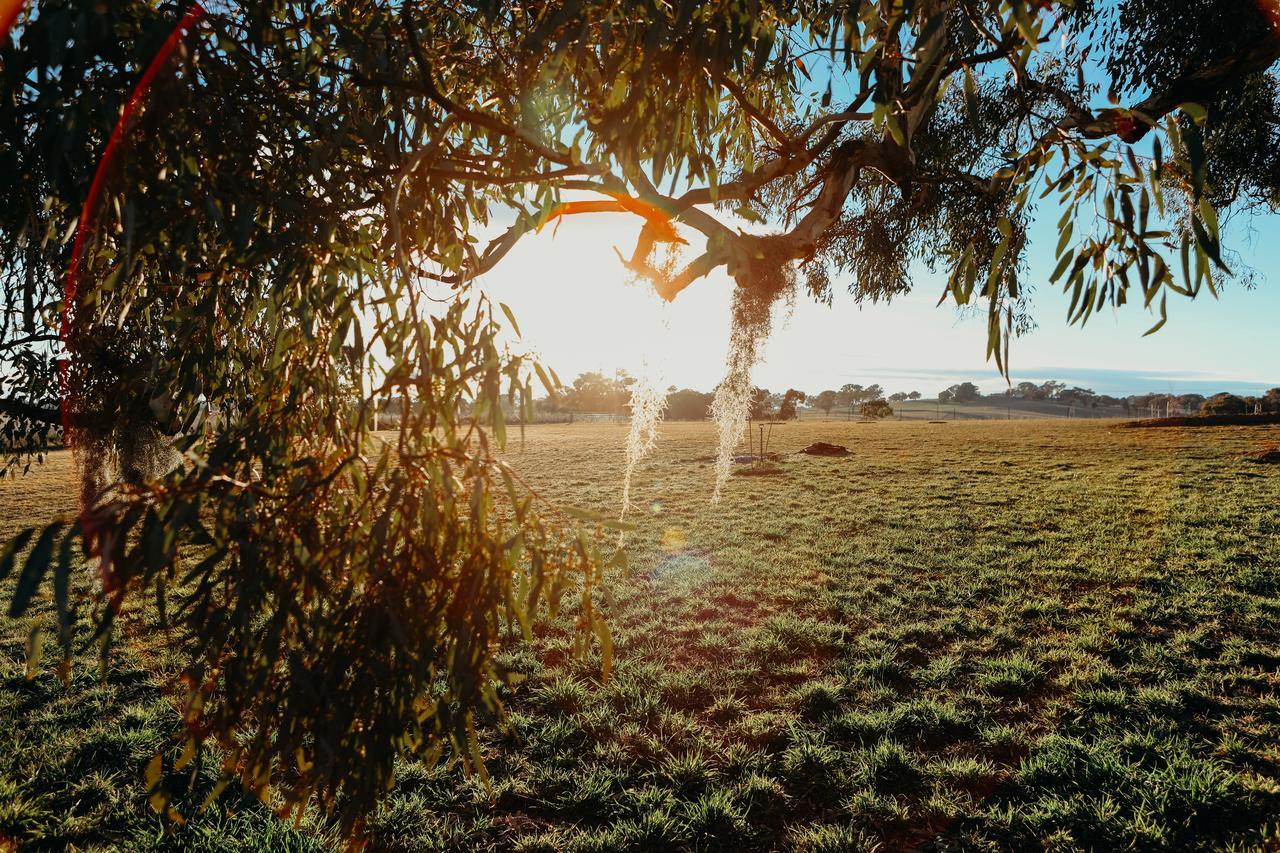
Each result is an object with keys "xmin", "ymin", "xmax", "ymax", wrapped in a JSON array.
[
  {"xmin": 813, "ymin": 389, "xmax": 839, "ymax": 414},
  {"xmin": 3, "ymin": 0, "xmax": 1280, "ymax": 837}
]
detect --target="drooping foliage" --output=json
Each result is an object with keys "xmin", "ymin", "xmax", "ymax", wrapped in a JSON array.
[{"xmin": 3, "ymin": 0, "xmax": 1280, "ymax": 837}]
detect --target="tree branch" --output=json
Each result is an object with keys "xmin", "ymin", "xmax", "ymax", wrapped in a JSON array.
[
  {"xmin": 422, "ymin": 163, "xmax": 607, "ymax": 186},
  {"xmin": 0, "ymin": 396, "xmax": 62, "ymax": 426},
  {"xmin": 719, "ymin": 76, "xmax": 799, "ymax": 152},
  {"xmin": 399, "ymin": 5, "xmax": 587, "ymax": 169},
  {"xmin": 1083, "ymin": 30, "xmax": 1280, "ymax": 142},
  {"xmin": 940, "ymin": 27, "xmax": 1280, "ymax": 198},
  {"xmin": 675, "ymin": 122, "xmax": 848, "ymax": 208},
  {"xmin": 0, "ymin": 332, "xmax": 59, "ymax": 352}
]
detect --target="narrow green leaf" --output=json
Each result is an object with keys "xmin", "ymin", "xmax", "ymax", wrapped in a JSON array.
[
  {"xmin": 534, "ymin": 362, "xmax": 558, "ymax": 396},
  {"xmin": 498, "ymin": 302, "xmax": 521, "ymax": 337},
  {"xmin": 1055, "ymin": 221, "xmax": 1074, "ymax": 258},
  {"xmin": 1143, "ymin": 294, "xmax": 1168, "ymax": 336},
  {"xmin": 1178, "ymin": 102, "xmax": 1208, "ymax": 124},
  {"xmin": 593, "ymin": 615, "xmax": 614, "ymax": 682},
  {"xmin": 25, "ymin": 623, "xmax": 44, "ymax": 680},
  {"xmin": 1049, "ymin": 251, "xmax": 1074, "ymax": 284}
]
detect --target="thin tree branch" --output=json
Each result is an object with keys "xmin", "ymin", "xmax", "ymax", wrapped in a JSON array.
[
  {"xmin": 0, "ymin": 396, "xmax": 63, "ymax": 426},
  {"xmin": 719, "ymin": 76, "xmax": 799, "ymax": 152},
  {"xmin": 1083, "ymin": 30, "xmax": 1280, "ymax": 142},
  {"xmin": 399, "ymin": 4, "xmax": 590, "ymax": 170},
  {"xmin": 0, "ymin": 333, "xmax": 59, "ymax": 352}
]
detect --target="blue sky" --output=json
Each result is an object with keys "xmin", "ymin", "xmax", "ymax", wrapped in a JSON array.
[
  {"xmin": 476, "ymin": 201, "xmax": 1279, "ymax": 398},
  {"xmin": 472, "ymin": 9, "xmax": 1279, "ymax": 399}
]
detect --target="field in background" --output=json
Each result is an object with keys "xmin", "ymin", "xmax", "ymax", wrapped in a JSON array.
[
  {"xmin": 3, "ymin": 420, "xmax": 1280, "ymax": 850},
  {"xmin": 802, "ymin": 399, "xmax": 1129, "ymax": 421},
  {"xmin": 547, "ymin": 398, "xmax": 1128, "ymax": 426}
]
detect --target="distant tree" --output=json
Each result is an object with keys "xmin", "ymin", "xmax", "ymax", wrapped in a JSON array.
[
  {"xmin": 860, "ymin": 400, "xmax": 894, "ymax": 420},
  {"xmin": 1058, "ymin": 386, "xmax": 1097, "ymax": 407},
  {"xmin": 748, "ymin": 387, "xmax": 772, "ymax": 421},
  {"xmin": 1174, "ymin": 393, "xmax": 1206, "ymax": 414},
  {"xmin": 1263, "ymin": 388, "xmax": 1280, "ymax": 413},
  {"xmin": 834, "ymin": 383, "xmax": 863, "ymax": 418},
  {"xmin": 862, "ymin": 383, "xmax": 885, "ymax": 403},
  {"xmin": 888, "ymin": 392, "xmax": 908, "ymax": 402},
  {"xmin": 666, "ymin": 389, "xmax": 715, "ymax": 421},
  {"xmin": 836, "ymin": 383, "xmax": 862, "ymax": 409},
  {"xmin": 812, "ymin": 390, "xmax": 838, "ymax": 415},
  {"xmin": 1201, "ymin": 393, "xmax": 1247, "ymax": 415},
  {"xmin": 778, "ymin": 389, "xmax": 806, "ymax": 420},
  {"xmin": 1039, "ymin": 381, "xmax": 1067, "ymax": 400},
  {"xmin": 1129, "ymin": 392, "xmax": 1162, "ymax": 414},
  {"xmin": 564, "ymin": 370, "xmax": 634, "ymax": 414},
  {"xmin": 1015, "ymin": 380, "xmax": 1066, "ymax": 400},
  {"xmin": 939, "ymin": 382, "xmax": 981, "ymax": 403},
  {"xmin": 1009, "ymin": 381, "xmax": 1037, "ymax": 399},
  {"xmin": 533, "ymin": 396, "xmax": 566, "ymax": 415},
  {"xmin": 907, "ymin": 391, "xmax": 922, "ymax": 401}
]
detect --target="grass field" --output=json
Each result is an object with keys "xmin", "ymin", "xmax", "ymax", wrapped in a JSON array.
[
  {"xmin": 3, "ymin": 419, "xmax": 1280, "ymax": 851},
  {"xmin": 805, "ymin": 399, "xmax": 1128, "ymax": 421}
]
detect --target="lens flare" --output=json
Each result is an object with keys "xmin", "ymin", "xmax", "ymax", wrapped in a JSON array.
[
  {"xmin": 1259, "ymin": 0, "xmax": 1280, "ymax": 31},
  {"xmin": 61, "ymin": 4, "xmax": 207, "ymax": 575},
  {"xmin": 660, "ymin": 526, "xmax": 689, "ymax": 552},
  {"xmin": 0, "ymin": 0, "xmax": 25, "ymax": 43}
]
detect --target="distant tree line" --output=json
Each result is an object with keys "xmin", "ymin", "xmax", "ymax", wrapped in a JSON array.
[
  {"xmin": 936, "ymin": 380, "xmax": 1280, "ymax": 416},
  {"xmin": 524, "ymin": 374, "xmax": 916, "ymax": 421},
  {"xmin": 517, "ymin": 372, "xmax": 1280, "ymax": 423}
]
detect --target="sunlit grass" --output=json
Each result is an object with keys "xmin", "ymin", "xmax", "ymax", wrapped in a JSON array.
[{"xmin": 3, "ymin": 419, "xmax": 1280, "ymax": 849}]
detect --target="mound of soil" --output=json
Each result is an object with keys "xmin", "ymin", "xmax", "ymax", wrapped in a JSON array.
[
  {"xmin": 1245, "ymin": 447, "xmax": 1280, "ymax": 464},
  {"xmin": 799, "ymin": 442, "xmax": 849, "ymax": 457}
]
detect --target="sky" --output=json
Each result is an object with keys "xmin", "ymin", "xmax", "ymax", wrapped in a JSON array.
[
  {"xmin": 475, "ymin": 204, "xmax": 1280, "ymax": 399},
  {"xmin": 469, "ymin": 6, "xmax": 1280, "ymax": 402}
]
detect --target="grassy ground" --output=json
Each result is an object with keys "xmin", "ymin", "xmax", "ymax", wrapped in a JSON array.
[
  {"xmin": 807, "ymin": 398, "xmax": 1128, "ymax": 421},
  {"xmin": 3, "ymin": 419, "xmax": 1280, "ymax": 850},
  {"xmin": 0, "ymin": 453, "xmax": 334, "ymax": 852}
]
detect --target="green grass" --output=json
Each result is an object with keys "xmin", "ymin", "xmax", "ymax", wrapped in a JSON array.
[{"xmin": 3, "ymin": 419, "xmax": 1280, "ymax": 850}]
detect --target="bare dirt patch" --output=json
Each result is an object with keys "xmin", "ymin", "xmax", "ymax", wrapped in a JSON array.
[{"xmin": 799, "ymin": 442, "xmax": 849, "ymax": 457}]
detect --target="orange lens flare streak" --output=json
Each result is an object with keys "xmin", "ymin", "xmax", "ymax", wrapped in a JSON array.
[
  {"xmin": 540, "ymin": 193, "xmax": 688, "ymax": 245},
  {"xmin": 1260, "ymin": 0, "xmax": 1280, "ymax": 30},
  {"xmin": 61, "ymin": 4, "xmax": 207, "ymax": 557},
  {"xmin": 0, "ymin": 0, "xmax": 24, "ymax": 43}
]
